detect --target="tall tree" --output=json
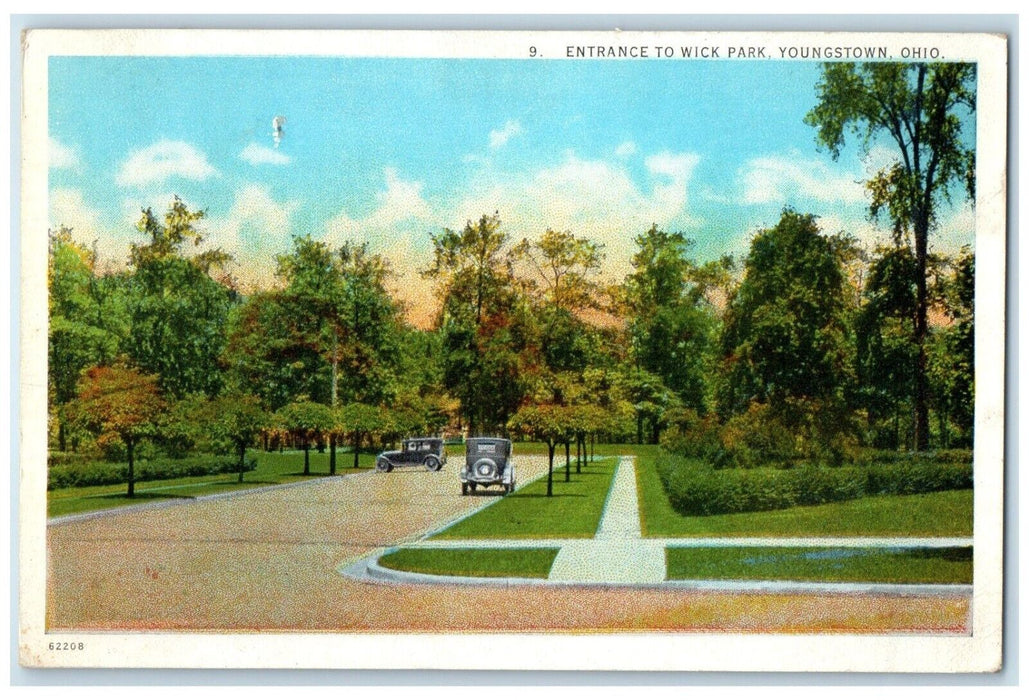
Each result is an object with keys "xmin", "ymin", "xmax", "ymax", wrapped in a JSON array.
[
  {"xmin": 719, "ymin": 210, "xmax": 856, "ymax": 421},
  {"xmin": 622, "ymin": 225, "xmax": 728, "ymax": 413},
  {"xmin": 125, "ymin": 197, "xmax": 236, "ymax": 398},
  {"xmin": 806, "ymin": 62, "xmax": 976, "ymax": 450},
  {"xmin": 423, "ymin": 213, "xmax": 526, "ymax": 433},
  {"xmin": 48, "ymin": 228, "xmax": 123, "ymax": 450}
]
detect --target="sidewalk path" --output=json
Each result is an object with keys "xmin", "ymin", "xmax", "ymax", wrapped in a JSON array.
[{"xmin": 548, "ymin": 457, "xmax": 666, "ymax": 584}]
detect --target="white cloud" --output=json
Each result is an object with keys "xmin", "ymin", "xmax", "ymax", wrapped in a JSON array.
[
  {"xmin": 615, "ymin": 140, "xmax": 637, "ymax": 158},
  {"xmin": 740, "ymin": 152, "xmax": 866, "ymax": 205},
  {"xmin": 205, "ymin": 185, "xmax": 298, "ymax": 279},
  {"xmin": 49, "ymin": 137, "xmax": 80, "ymax": 170},
  {"xmin": 239, "ymin": 142, "xmax": 292, "ymax": 166},
  {"xmin": 49, "ymin": 188, "xmax": 102, "ymax": 240},
  {"xmin": 489, "ymin": 120, "xmax": 523, "ymax": 150},
  {"xmin": 455, "ymin": 150, "xmax": 702, "ymax": 280},
  {"xmin": 116, "ymin": 140, "xmax": 218, "ymax": 188},
  {"xmin": 49, "ymin": 188, "xmax": 133, "ymax": 270},
  {"xmin": 322, "ymin": 167, "xmax": 435, "ymax": 246}
]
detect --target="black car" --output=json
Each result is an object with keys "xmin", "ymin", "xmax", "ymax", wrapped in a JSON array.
[
  {"xmin": 460, "ymin": 437, "xmax": 516, "ymax": 495},
  {"xmin": 375, "ymin": 438, "xmax": 447, "ymax": 472}
]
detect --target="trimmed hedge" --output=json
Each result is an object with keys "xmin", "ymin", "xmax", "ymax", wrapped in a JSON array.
[
  {"xmin": 48, "ymin": 455, "xmax": 257, "ymax": 491},
  {"xmin": 656, "ymin": 453, "xmax": 972, "ymax": 517}
]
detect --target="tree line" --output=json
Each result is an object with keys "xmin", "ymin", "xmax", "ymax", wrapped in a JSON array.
[{"xmin": 47, "ymin": 62, "xmax": 976, "ymax": 493}]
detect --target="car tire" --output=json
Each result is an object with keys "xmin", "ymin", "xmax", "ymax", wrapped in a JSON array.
[
  {"xmin": 376, "ymin": 458, "xmax": 392, "ymax": 473},
  {"xmin": 461, "ymin": 483, "xmax": 468, "ymax": 495},
  {"xmin": 424, "ymin": 456, "xmax": 441, "ymax": 472}
]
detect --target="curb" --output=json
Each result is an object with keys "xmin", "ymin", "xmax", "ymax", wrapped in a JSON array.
[{"xmin": 339, "ymin": 550, "xmax": 974, "ymax": 597}]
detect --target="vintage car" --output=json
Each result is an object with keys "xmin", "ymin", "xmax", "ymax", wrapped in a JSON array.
[
  {"xmin": 460, "ymin": 437, "xmax": 515, "ymax": 495},
  {"xmin": 375, "ymin": 438, "xmax": 446, "ymax": 472}
]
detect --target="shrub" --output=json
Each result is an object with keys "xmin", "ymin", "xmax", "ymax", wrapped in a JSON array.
[
  {"xmin": 48, "ymin": 455, "xmax": 257, "ymax": 491},
  {"xmin": 655, "ymin": 452, "xmax": 972, "ymax": 517}
]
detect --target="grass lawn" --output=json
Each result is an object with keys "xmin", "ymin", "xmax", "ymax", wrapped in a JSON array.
[
  {"xmin": 636, "ymin": 453, "xmax": 973, "ymax": 537},
  {"xmin": 665, "ymin": 545, "xmax": 973, "ymax": 584},
  {"xmin": 47, "ymin": 450, "xmax": 377, "ymax": 518},
  {"xmin": 430, "ymin": 456, "xmax": 619, "ymax": 539},
  {"xmin": 378, "ymin": 547, "xmax": 560, "ymax": 578}
]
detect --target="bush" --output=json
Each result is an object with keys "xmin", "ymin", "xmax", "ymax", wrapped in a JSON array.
[
  {"xmin": 655, "ymin": 452, "xmax": 972, "ymax": 517},
  {"xmin": 47, "ymin": 455, "xmax": 257, "ymax": 491}
]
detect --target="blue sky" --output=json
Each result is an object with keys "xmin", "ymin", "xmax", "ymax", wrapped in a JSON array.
[{"xmin": 47, "ymin": 56, "xmax": 975, "ymax": 322}]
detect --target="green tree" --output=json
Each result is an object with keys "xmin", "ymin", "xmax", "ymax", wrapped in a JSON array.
[
  {"xmin": 208, "ymin": 394, "xmax": 269, "ymax": 482},
  {"xmin": 68, "ymin": 365, "xmax": 165, "ymax": 497},
  {"xmin": 125, "ymin": 197, "xmax": 236, "ymax": 398},
  {"xmin": 622, "ymin": 225, "xmax": 728, "ymax": 413},
  {"xmin": 276, "ymin": 401, "xmax": 334, "ymax": 475},
  {"xmin": 48, "ymin": 228, "xmax": 123, "ymax": 450},
  {"xmin": 806, "ymin": 62, "xmax": 976, "ymax": 450},
  {"xmin": 423, "ymin": 213, "xmax": 527, "ymax": 433},
  {"xmin": 719, "ymin": 210, "xmax": 857, "ymax": 450},
  {"xmin": 928, "ymin": 247, "xmax": 974, "ymax": 447},
  {"xmin": 337, "ymin": 402, "xmax": 382, "ymax": 470},
  {"xmin": 222, "ymin": 291, "xmax": 324, "ymax": 410},
  {"xmin": 854, "ymin": 245, "xmax": 920, "ymax": 448},
  {"xmin": 507, "ymin": 404, "xmax": 574, "ymax": 497}
]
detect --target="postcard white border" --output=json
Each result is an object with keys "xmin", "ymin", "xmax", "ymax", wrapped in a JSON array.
[{"xmin": 18, "ymin": 28, "xmax": 1008, "ymax": 672}]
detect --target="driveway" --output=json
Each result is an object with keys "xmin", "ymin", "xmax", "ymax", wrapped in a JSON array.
[{"xmin": 45, "ymin": 455, "xmax": 970, "ymax": 633}]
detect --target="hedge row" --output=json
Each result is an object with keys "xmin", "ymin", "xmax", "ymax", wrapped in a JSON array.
[
  {"xmin": 655, "ymin": 454, "xmax": 973, "ymax": 517},
  {"xmin": 48, "ymin": 455, "xmax": 257, "ymax": 491}
]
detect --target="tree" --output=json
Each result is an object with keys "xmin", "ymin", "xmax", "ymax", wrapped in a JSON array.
[
  {"xmin": 336, "ymin": 402, "xmax": 382, "ymax": 470},
  {"xmin": 208, "ymin": 394, "xmax": 268, "ymax": 482},
  {"xmin": 423, "ymin": 213, "xmax": 527, "ymax": 433},
  {"xmin": 125, "ymin": 197, "xmax": 236, "ymax": 399},
  {"xmin": 270, "ymin": 237, "xmax": 402, "ymax": 409},
  {"xmin": 806, "ymin": 62, "xmax": 976, "ymax": 450},
  {"xmin": 222, "ymin": 291, "xmax": 325, "ymax": 410},
  {"xmin": 854, "ymin": 245, "xmax": 920, "ymax": 448},
  {"xmin": 276, "ymin": 401, "xmax": 334, "ymax": 475},
  {"xmin": 622, "ymin": 225, "xmax": 728, "ymax": 413},
  {"xmin": 48, "ymin": 228, "xmax": 123, "ymax": 450},
  {"xmin": 928, "ymin": 247, "xmax": 974, "ymax": 447},
  {"xmin": 68, "ymin": 365, "xmax": 165, "ymax": 497},
  {"xmin": 507, "ymin": 404, "xmax": 574, "ymax": 497},
  {"xmin": 719, "ymin": 210, "xmax": 857, "ymax": 456}
]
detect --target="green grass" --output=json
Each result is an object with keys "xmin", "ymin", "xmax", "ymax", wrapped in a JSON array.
[
  {"xmin": 47, "ymin": 450, "xmax": 378, "ymax": 518},
  {"xmin": 378, "ymin": 547, "xmax": 560, "ymax": 578},
  {"xmin": 430, "ymin": 456, "xmax": 619, "ymax": 539},
  {"xmin": 636, "ymin": 453, "xmax": 973, "ymax": 537},
  {"xmin": 665, "ymin": 546, "xmax": 973, "ymax": 584}
]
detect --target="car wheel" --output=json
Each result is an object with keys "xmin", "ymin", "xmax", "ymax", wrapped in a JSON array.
[
  {"xmin": 469, "ymin": 483, "xmax": 477, "ymax": 493},
  {"xmin": 376, "ymin": 458, "xmax": 392, "ymax": 473},
  {"xmin": 424, "ymin": 456, "xmax": 441, "ymax": 471},
  {"xmin": 461, "ymin": 483, "xmax": 468, "ymax": 495}
]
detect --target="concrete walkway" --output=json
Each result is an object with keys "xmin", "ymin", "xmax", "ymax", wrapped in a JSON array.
[{"xmin": 548, "ymin": 456, "xmax": 665, "ymax": 583}]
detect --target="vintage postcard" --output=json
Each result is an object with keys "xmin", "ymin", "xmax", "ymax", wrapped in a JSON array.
[{"xmin": 19, "ymin": 29, "xmax": 1007, "ymax": 672}]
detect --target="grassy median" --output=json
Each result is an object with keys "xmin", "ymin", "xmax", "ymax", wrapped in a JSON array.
[
  {"xmin": 665, "ymin": 546, "xmax": 973, "ymax": 584},
  {"xmin": 430, "ymin": 456, "xmax": 619, "ymax": 539},
  {"xmin": 378, "ymin": 547, "xmax": 560, "ymax": 578}
]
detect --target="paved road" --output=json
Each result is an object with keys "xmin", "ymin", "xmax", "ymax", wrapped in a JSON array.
[{"xmin": 45, "ymin": 455, "xmax": 970, "ymax": 633}]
